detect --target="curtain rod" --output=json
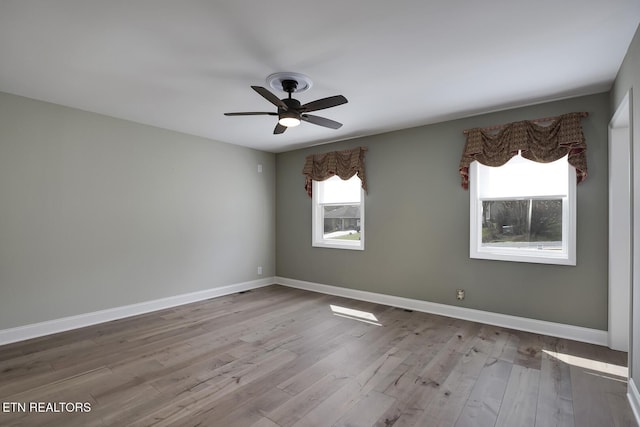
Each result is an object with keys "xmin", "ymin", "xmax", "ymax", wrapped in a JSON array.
[{"xmin": 463, "ymin": 112, "xmax": 588, "ymax": 135}]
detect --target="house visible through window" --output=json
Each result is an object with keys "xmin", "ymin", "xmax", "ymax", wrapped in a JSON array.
[
  {"xmin": 312, "ymin": 175, "xmax": 364, "ymax": 250},
  {"xmin": 469, "ymin": 153, "xmax": 576, "ymax": 265}
]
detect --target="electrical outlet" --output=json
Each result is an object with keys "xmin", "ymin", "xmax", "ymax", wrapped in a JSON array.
[
  {"xmin": 257, "ymin": 266, "xmax": 263, "ymax": 275},
  {"xmin": 456, "ymin": 289, "xmax": 465, "ymax": 300}
]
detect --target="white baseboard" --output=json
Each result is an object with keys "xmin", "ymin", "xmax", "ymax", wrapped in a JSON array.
[
  {"xmin": 0, "ymin": 276, "xmax": 609, "ymax": 349},
  {"xmin": 275, "ymin": 276, "xmax": 608, "ymax": 346},
  {"xmin": 630, "ymin": 378, "xmax": 640, "ymax": 425},
  {"xmin": 0, "ymin": 277, "xmax": 275, "ymax": 346}
]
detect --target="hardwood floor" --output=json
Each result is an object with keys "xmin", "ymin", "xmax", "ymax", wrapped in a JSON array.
[{"xmin": 0, "ymin": 285, "xmax": 636, "ymax": 427}]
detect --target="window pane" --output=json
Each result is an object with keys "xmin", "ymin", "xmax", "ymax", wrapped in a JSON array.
[
  {"xmin": 318, "ymin": 176, "xmax": 361, "ymax": 204},
  {"xmin": 481, "ymin": 199, "xmax": 562, "ymax": 250},
  {"xmin": 312, "ymin": 175, "xmax": 364, "ymax": 250},
  {"xmin": 478, "ymin": 154, "xmax": 568, "ymax": 198},
  {"xmin": 323, "ymin": 204, "xmax": 361, "ymax": 240}
]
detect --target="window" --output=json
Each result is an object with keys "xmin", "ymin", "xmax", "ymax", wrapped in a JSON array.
[
  {"xmin": 312, "ymin": 175, "xmax": 364, "ymax": 250},
  {"xmin": 469, "ymin": 153, "xmax": 576, "ymax": 265}
]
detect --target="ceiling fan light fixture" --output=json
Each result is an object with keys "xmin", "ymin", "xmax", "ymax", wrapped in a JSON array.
[{"xmin": 278, "ymin": 113, "xmax": 301, "ymax": 127}]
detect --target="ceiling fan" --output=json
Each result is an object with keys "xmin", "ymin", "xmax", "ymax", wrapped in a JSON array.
[{"xmin": 224, "ymin": 74, "xmax": 348, "ymax": 134}]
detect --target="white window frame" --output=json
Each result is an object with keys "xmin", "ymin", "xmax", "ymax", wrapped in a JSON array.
[
  {"xmin": 469, "ymin": 155, "xmax": 576, "ymax": 265},
  {"xmin": 312, "ymin": 176, "xmax": 365, "ymax": 250}
]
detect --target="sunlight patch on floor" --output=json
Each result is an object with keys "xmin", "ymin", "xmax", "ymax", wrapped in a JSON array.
[
  {"xmin": 543, "ymin": 349, "xmax": 628, "ymax": 379},
  {"xmin": 330, "ymin": 305, "xmax": 382, "ymax": 326}
]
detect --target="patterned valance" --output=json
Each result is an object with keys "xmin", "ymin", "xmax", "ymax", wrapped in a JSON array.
[
  {"xmin": 303, "ymin": 147, "xmax": 367, "ymax": 197},
  {"xmin": 459, "ymin": 112, "xmax": 588, "ymax": 189}
]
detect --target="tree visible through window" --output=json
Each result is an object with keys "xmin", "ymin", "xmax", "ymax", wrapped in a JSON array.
[{"xmin": 482, "ymin": 199, "xmax": 563, "ymax": 250}]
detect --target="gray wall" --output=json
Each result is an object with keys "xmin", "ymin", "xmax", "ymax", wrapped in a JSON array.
[
  {"xmin": 0, "ymin": 92, "xmax": 276, "ymax": 329},
  {"xmin": 277, "ymin": 92, "xmax": 610, "ymax": 330},
  {"xmin": 611, "ymin": 23, "xmax": 640, "ymax": 398}
]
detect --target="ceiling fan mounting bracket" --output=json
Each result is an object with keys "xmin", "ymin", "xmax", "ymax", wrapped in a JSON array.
[
  {"xmin": 267, "ymin": 72, "xmax": 313, "ymax": 94},
  {"xmin": 281, "ymin": 79, "xmax": 298, "ymax": 94}
]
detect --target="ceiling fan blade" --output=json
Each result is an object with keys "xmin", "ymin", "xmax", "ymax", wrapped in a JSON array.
[
  {"xmin": 252, "ymin": 86, "xmax": 288, "ymax": 110},
  {"xmin": 301, "ymin": 114, "xmax": 343, "ymax": 129},
  {"xmin": 224, "ymin": 112, "xmax": 277, "ymax": 116},
  {"xmin": 273, "ymin": 123, "xmax": 287, "ymax": 134},
  {"xmin": 301, "ymin": 95, "xmax": 348, "ymax": 113}
]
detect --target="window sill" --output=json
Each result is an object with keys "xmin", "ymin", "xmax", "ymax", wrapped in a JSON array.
[
  {"xmin": 471, "ymin": 248, "xmax": 575, "ymax": 266},
  {"xmin": 312, "ymin": 240, "xmax": 364, "ymax": 251}
]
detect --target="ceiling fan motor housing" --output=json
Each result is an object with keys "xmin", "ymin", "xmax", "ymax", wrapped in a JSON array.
[
  {"xmin": 279, "ymin": 98, "xmax": 302, "ymax": 121},
  {"xmin": 281, "ymin": 98, "xmax": 301, "ymax": 111}
]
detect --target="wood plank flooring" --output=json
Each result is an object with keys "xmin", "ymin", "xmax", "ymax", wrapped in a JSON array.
[{"xmin": 0, "ymin": 285, "xmax": 636, "ymax": 427}]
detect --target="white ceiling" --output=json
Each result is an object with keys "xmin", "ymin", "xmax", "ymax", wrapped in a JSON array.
[{"xmin": 1, "ymin": 1, "xmax": 639, "ymax": 153}]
